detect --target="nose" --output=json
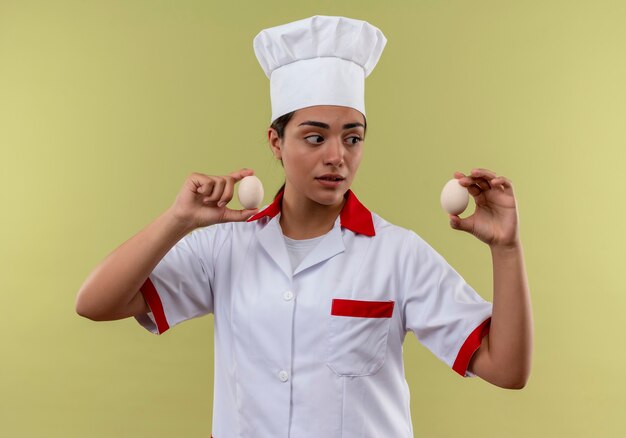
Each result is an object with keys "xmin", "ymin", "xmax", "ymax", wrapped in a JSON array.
[{"xmin": 323, "ymin": 138, "xmax": 344, "ymax": 167}]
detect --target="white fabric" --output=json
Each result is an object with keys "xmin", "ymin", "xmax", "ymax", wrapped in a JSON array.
[
  {"xmin": 134, "ymin": 210, "xmax": 492, "ymax": 437},
  {"xmin": 283, "ymin": 234, "xmax": 326, "ymax": 273},
  {"xmin": 253, "ymin": 15, "xmax": 387, "ymax": 122}
]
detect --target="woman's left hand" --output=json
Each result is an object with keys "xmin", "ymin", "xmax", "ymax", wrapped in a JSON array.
[{"xmin": 449, "ymin": 168, "xmax": 520, "ymax": 249}]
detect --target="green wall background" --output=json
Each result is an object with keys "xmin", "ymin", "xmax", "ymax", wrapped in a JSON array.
[{"xmin": 1, "ymin": 0, "xmax": 625, "ymax": 436}]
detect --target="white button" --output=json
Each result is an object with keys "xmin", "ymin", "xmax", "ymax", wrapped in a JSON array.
[
  {"xmin": 283, "ymin": 291, "xmax": 294, "ymax": 301},
  {"xmin": 278, "ymin": 370, "xmax": 289, "ymax": 382}
]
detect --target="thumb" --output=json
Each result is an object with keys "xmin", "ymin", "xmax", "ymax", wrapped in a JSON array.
[
  {"xmin": 222, "ymin": 208, "xmax": 260, "ymax": 223},
  {"xmin": 449, "ymin": 214, "xmax": 474, "ymax": 233}
]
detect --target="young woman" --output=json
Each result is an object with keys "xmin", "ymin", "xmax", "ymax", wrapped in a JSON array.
[{"xmin": 76, "ymin": 15, "xmax": 532, "ymax": 437}]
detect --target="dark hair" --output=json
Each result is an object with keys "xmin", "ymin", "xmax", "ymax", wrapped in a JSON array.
[
  {"xmin": 270, "ymin": 111, "xmax": 296, "ymax": 141},
  {"xmin": 270, "ymin": 110, "xmax": 368, "ymax": 198}
]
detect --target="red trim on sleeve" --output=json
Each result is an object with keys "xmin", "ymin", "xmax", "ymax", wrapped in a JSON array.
[
  {"xmin": 331, "ymin": 299, "xmax": 394, "ymax": 318},
  {"xmin": 139, "ymin": 277, "xmax": 170, "ymax": 334},
  {"xmin": 452, "ymin": 317, "xmax": 491, "ymax": 377}
]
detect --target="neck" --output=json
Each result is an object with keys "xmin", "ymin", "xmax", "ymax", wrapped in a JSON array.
[{"xmin": 279, "ymin": 185, "xmax": 346, "ymax": 240}]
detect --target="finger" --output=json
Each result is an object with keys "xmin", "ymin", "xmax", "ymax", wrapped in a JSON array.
[
  {"xmin": 229, "ymin": 168, "xmax": 255, "ymax": 182},
  {"xmin": 454, "ymin": 172, "xmax": 477, "ymax": 193},
  {"xmin": 472, "ymin": 176, "xmax": 492, "ymax": 191},
  {"xmin": 470, "ymin": 168, "xmax": 497, "ymax": 180},
  {"xmin": 191, "ymin": 173, "xmax": 206, "ymax": 193},
  {"xmin": 222, "ymin": 207, "xmax": 260, "ymax": 223},
  {"xmin": 491, "ymin": 176, "xmax": 512, "ymax": 189},
  {"xmin": 456, "ymin": 176, "xmax": 489, "ymax": 203},
  {"xmin": 206, "ymin": 178, "xmax": 226, "ymax": 202},
  {"xmin": 196, "ymin": 179, "xmax": 215, "ymax": 196},
  {"xmin": 457, "ymin": 175, "xmax": 490, "ymax": 192},
  {"xmin": 449, "ymin": 213, "xmax": 474, "ymax": 234},
  {"xmin": 218, "ymin": 176, "xmax": 236, "ymax": 208},
  {"xmin": 466, "ymin": 184, "xmax": 482, "ymax": 198}
]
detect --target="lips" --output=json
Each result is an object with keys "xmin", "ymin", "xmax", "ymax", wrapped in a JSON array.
[
  {"xmin": 315, "ymin": 174, "xmax": 345, "ymax": 188},
  {"xmin": 315, "ymin": 174, "xmax": 345, "ymax": 181}
]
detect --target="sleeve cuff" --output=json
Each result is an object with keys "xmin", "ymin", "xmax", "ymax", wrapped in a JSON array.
[
  {"xmin": 452, "ymin": 317, "xmax": 491, "ymax": 377},
  {"xmin": 138, "ymin": 277, "xmax": 170, "ymax": 335}
]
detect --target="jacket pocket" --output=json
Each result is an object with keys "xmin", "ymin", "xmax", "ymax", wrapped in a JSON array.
[{"xmin": 326, "ymin": 298, "xmax": 395, "ymax": 376}]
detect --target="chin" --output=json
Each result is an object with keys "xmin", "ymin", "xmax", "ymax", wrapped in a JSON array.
[{"xmin": 311, "ymin": 189, "xmax": 347, "ymax": 206}]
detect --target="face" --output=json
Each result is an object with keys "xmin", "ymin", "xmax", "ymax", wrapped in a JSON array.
[{"xmin": 268, "ymin": 105, "xmax": 365, "ymax": 207}]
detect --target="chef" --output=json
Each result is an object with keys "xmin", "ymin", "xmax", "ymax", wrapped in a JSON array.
[{"xmin": 76, "ymin": 14, "xmax": 532, "ymax": 438}]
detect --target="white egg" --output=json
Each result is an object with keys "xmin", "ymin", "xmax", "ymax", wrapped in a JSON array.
[
  {"xmin": 440, "ymin": 178, "xmax": 469, "ymax": 215},
  {"xmin": 237, "ymin": 175, "xmax": 264, "ymax": 209}
]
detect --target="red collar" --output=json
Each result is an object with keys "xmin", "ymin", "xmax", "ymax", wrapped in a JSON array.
[{"xmin": 246, "ymin": 189, "xmax": 375, "ymax": 236}]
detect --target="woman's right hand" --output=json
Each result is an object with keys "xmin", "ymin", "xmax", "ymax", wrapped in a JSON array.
[{"xmin": 168, "ymin": 168, "xmax": 260, "ymax": 231}]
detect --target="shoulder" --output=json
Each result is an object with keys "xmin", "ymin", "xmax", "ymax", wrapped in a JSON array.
[
  {"xmin": 191, "ymin": 217, "xmax": 264, "ymax": 237},
  {"xmin": 190, "ymin": 216, "xmax": 271, "ymax": 246},
  {"xmin": 370, "ymin": 212, "xmax": 422, "ymax": 246},
  {"xmin": 184, "ymin": 220, "xmax": 260, "ymax": 262},
  {"xmin": 185, "ymin": 221, "xmax": 238, "ymax": 252},
  {"xmin": 369, "ymin": 211, "xmax": 441, "ymax": 260}
]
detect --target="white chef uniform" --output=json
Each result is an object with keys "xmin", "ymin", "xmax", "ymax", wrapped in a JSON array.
[
  {"xmin": 135, "ymin": 14, "xmax": 493, "ymax": 437},
  {"xmin": 135, "ymin": 188, "xmax": 493, "ymax": 437}
]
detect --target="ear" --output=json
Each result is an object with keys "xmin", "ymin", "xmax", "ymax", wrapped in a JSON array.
[{"xmin": 268, "ymin": 128, "xmax": 283, "ymax": 160}]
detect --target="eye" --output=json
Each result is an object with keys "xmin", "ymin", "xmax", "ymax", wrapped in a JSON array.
[
  {"xmin": 304, "ymin": 134, "xmax": 363, "ymax": 146},
  {"xmin": 304, "ymin": 135, "xmax": 324, "ymax": 145},
  {"xmin": 347, "ymin": 136, "xmax": 363, "ymax": 145}
]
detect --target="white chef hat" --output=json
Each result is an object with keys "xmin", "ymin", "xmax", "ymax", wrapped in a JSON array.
[{"xmin": 253, "ymin": 15, "xmax": 387, "ymax": 124}]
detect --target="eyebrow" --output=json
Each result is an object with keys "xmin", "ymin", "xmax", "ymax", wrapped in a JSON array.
[{"xmin": 298, "ymin": 121, "xmax": 365, "ymax": 130}]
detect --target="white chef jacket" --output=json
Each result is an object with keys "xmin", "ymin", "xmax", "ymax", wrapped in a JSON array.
[{"xmin": 135, "ymin": 189, "xmax": 493, "ymax": 438}]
